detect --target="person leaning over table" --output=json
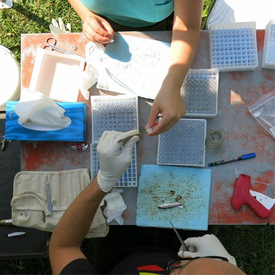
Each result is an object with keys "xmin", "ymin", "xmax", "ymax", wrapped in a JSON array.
[
  {"xmin": 49, "ymin": 130, "xmax": 246, "ymax": 275},
  {"xmin": 68, "ymin": 0, "xmax": 204, "ymax": 136}
]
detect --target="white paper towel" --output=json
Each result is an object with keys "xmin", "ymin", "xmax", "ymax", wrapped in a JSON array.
[
  {"xmin": 100, "ymin": 189, "xmax": 127, "ymax": 225},
  {"xmin": 14, "ymin": 88, "xmax": 71, "ymax": 131}
]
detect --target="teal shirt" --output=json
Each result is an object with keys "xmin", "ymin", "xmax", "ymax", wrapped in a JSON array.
[{"xmin": 81, "ymin": 0, "xmax": 174, "ymax": 27}]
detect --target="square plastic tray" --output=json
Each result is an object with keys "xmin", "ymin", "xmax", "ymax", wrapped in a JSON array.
[
  {"xmin": 29, "ymin": 48, "xmax": 85, "ymax": 102},
  {"xmin": 91, "ymin": 95, "xmax": 138, "ymax": 142},
  {"xmin": 90, "ymin": 142, "xmax": 137, "ymax": 187},
  {"xmin": 157, "ymin": 118, "xmax": 207, "ymax": 167},
  {"xmin": 180, "ymin": 69, "xmax": 219, "ymax": 117},
  {"xmin": 209, "ymin": 22, "xmax": 258, "ymax": 72},
  {"xmin": 262, "ymin": 20, "xmax": 275, "ymax": 69},
  {"xmin": 90, "ymin": 95, "xmax": 138, "ymax": 187}
]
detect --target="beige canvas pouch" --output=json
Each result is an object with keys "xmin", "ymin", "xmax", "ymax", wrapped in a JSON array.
[{"xmin": 11, "ymin": 168, "xmax": 109, "ymax": 238}]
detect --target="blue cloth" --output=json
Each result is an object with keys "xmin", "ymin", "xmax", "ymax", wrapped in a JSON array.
[
  {"xmin": 5, "ymin": 101, "xmax": 87, "ymax": 142},
  {"xmin": 81, "ymin": 0, "xmax": 174, "ymax": 27}
]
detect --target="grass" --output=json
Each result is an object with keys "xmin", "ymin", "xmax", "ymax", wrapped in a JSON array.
[{"xmin": 0, "ymin": 1, "xmax": 274, "ymax": 274}]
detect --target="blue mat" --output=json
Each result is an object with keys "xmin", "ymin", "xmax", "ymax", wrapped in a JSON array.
[
  {"xmin": 5, "ymin": 101, "xmax": 87, "ymax": 142},
  {"xmin": 136, "ymin": 165, "xmax": 212, "ymax": 230}
]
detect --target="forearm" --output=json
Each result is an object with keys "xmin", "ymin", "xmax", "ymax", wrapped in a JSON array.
[
  {"xmin": 165, "ymin": 28, "xmax": 200, "ymax": 90},
  {"xmin": 68, "ymin": 0, "xmax": 96, "ymax": 22},
  {"xmin": 165, "ymin": 0, "xmax": 203, "ymax": 90},
  {"xmin": 50, "ymin": 176, "xmax": 105, "ymax": 250}
]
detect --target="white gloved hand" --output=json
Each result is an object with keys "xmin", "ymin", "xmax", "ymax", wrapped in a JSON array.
[
  {"xmin": 178, "ymin": 234, "xmax": 237, "ymax": 266},
  {"xmin": 97, "ymin": 130, "xmax": 139, "ymax": 192}
]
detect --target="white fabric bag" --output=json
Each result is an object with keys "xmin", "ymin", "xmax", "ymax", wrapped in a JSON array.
[{"xmin": 11, "ymin": 169, "xmax": 108, "ymax": 238}]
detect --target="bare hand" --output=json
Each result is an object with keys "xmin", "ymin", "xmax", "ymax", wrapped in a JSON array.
[
  {"xmin": 146, "ymin": 83, "xmax": 186, "ymax": 136},
  {"xmin": 83, "ymin": 15, "xmax": 114, "ymax": 44}
]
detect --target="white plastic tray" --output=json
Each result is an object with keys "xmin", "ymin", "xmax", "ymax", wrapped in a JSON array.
[
  {"xmin": 90, "ymin": 142, "xmax": 138, "ymax": 187},
  {"xmin": 180, "ymin": 69, "xmax": 219, "ymax": 117},
  {"xmin": 90, "ymin": 95, "xmax": 138, "ymax": 187},
  {"xmin": 91, "ymin": 95, "xmax": 138, "ymax": 142},
  {"xmin": 157, "ymin": 118, "xmax": 207, "ymax": 167},
  {"xmin": 262, "ymin": 19, "xmax": 275, "ymax": 69},
  {"xmin": 30, "ymin": 48, "xmax": 85, "ymax": 102},
  {"xmin": 209, "ymin": 22, "xmax": 258, "ymax": 72}
]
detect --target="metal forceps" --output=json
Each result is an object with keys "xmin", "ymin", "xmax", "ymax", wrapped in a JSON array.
[
  {"xmin": 169, "ymin": 221, "xmax": 188, "ymax": 251},
  {"xmin": 43, "ymin": 37, "xmax": 81, "ymax": 57}
]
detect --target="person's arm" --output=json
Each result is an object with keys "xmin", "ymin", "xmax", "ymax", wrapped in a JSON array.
[
  {"xmin": 49, "ymin": 177, "xmax": 105, "ymax": 274},
  {"xmin": 49, "ymin": 130, "xmax": 139, "ymax": 274},
  {"xmin": 68, "ymin": 0, "xmax": 114, "ymax": 43},
  {"xmin": 147, "ymin": 0, "xmax": 204, "ymax": 136}
]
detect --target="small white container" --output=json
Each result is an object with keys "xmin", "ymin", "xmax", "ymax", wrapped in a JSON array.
[
  {"xmin": 29, "ymin": 48, "xmax": 85, "ymax": 102},
  {"xmin": 0, "ymin": 45, "xmax": 20, "ymax": 107},
  {"xmin": 262, "ymin": 19, "xmax": 275, "ymax": 69}
]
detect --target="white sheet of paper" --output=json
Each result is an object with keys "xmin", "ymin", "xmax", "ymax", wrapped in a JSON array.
[{"xmin": 97, "ymin": 33, "xmax": 171, "ymax": 99}]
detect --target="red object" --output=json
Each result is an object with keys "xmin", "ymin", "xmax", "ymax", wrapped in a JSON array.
[{"xmin": 232, "ymin": 174, "xmax": 272, "ymax": 218}]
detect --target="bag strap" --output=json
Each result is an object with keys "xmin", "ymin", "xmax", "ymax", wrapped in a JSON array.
[{"xmin": 11, "ymin": 190, "xmax": 51, "ymax": 216}]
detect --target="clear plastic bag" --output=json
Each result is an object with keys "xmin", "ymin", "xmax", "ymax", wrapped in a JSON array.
[{"xmin": 247, "ymin": 90, "xmax": 275, "ymax": 139}]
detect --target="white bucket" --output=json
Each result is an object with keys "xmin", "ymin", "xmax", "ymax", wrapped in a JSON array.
[{"xmin": 0, "ymin": 45, "xmax": 21, "ymax": 107}]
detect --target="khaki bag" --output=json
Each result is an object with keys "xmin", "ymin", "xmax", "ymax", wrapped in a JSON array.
[{"xmin": 11, "ymin": 169, "xmax": 108, "ymax": 238}]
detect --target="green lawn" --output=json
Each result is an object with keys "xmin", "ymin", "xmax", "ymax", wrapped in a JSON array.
[{"xmin": 0, "ymin": 1, "xmax": 274, "ymax": 274}]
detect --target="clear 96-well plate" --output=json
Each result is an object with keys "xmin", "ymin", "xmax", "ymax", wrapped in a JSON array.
[
  {"xmin": 91, "ymin": 95, "xmax": 138, "ymax": 187},
  {"xmin": 157, "ymin": 119, "xmax": 207, "ymax": 167},
  {"xmin": 209, "ymin": 22, "xmax": 258, "ymax": 72},
  {"xmin": 262, "ymin": 20, "xmax": 275, "ymax": 69},
  {"xmin": 180, "ymin": 69, "xmax": 219, "ymax": 117},
  {"xmin": 91, "ymin": 95, "xmax": 138, "ymax": 142}
]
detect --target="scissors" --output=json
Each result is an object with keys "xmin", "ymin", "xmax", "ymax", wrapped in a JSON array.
[
  {"xmin": 43, "ymin": 37, "xmax": 82, "ymax": 57},
  {"xmin": 169, "ymin": 221, "xmax": 188, "ymax": 251}
]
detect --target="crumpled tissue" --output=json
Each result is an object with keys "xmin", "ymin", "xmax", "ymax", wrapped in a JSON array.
[
  {"xmin": 80, "ymin": 42, "xmax": 105, "ymax": 100},
  {"xmin": 100, "ymin": 189, "xmax": 127, "ymax": 225},
  {"xmin": 14, "ymin": 88, "xmax": 71, "ymax": 130}
]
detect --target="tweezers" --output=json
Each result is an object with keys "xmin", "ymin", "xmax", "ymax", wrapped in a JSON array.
[
  {"xmin": 169, "ymin": 221, "xmax": 188, "ymax": 251},
  {"xmin": 117, "ymin": 131, "xmax": 148, "ymax": 143},
  {"xmin": 105, "ymin": 68, "xmax": 136, "ymax": 94}
]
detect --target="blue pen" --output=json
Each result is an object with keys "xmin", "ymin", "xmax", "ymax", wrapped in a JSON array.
[{"xmin": 208, "ymin": 153, "xmax": 256, "ymax": 167}]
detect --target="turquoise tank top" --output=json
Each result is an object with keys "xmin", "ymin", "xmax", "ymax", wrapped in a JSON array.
[{"xmin": 81, "ymin": 0, "xmax": 174, "ymax": 27}]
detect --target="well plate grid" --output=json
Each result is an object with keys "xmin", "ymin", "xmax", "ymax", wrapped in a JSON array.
[
  {"xmin": 157, "ymin": 119, "xmax": 207, "ymax": 167},
  {"xmin": 91, "ymin": 95, "xmax": 138, "ymax": 187},
  {"xmin": 90, "ymin": 142, "xmax": 137, "ymax": 187},
  {"xmin": 91, "ymin": 95, "xmax": 138, "ymax": 142},
  {"xmin": 262, "ymin": 20, "xmax": 275, "ymax": 69},
  {"xmin": 209, "ymin": 22, "xmax": 258, "ymax": 72},
  {"xmin": 180, "ymin": 69, "xmax": 219, "ymax": 117}
]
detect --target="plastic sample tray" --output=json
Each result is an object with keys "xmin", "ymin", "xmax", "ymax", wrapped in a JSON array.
[
  {"xmin": 29, "ymin": 49, "xmax": 85, "ymax": 102},
  {"xmin": 91, "ymin": 95, "xmax": 138, "ymax": 141},
  {"xmin": 157, "ymin": 119, "xmax": 207, "ymax": 167},
  {"xmin": 90, "ymin": 142, "xmax": 138, "ymax": 187},
  {"xmin": 262, "ymin": 20, "xmax": 275, "ymax": 69},
  {"xmin": 180, "ymin": 69, "xmax": 219, "ymax": 117},
  {"xmin": 209, "ymin": 22, "xmax": 258, "ymax": 72},
  {"xmin": 90, "ymin": 95, "xmax": 138, "ymax": 187}
]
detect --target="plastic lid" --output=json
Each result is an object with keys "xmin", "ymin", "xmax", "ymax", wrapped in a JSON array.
[{"xmin": 0, "ymin": 45, "xmax": 20, "ymax": 106}]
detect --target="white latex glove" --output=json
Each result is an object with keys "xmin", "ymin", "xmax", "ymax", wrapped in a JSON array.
[
  {"xmin": 178, "ymin": 234, "xmax": 237, "ymax": 266},
  {"xmin": 97, "ymin": 130, "xmax": 139, "ymax": 192},
  {"xmin": 50, "ymin": 18, "xmax": 71, "ymax": 34}
]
